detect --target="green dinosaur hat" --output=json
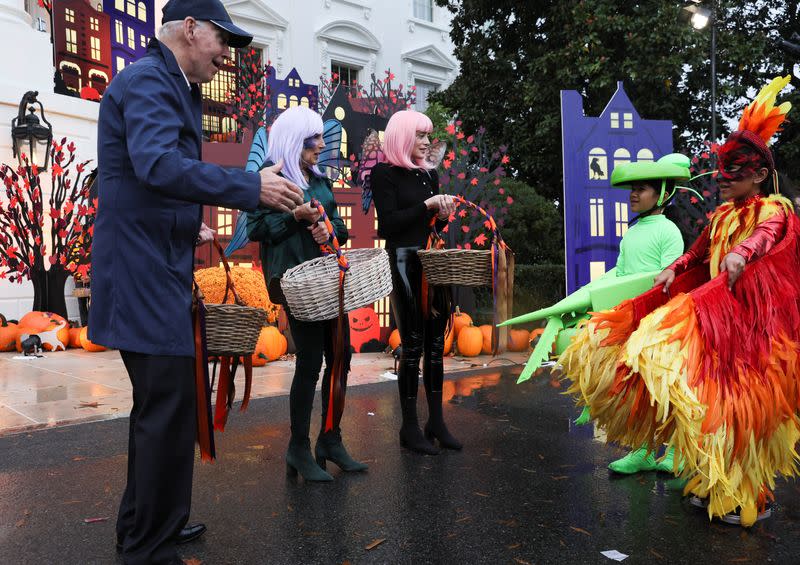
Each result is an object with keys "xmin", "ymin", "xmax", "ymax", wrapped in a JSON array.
[
  {"xmin": 611, "ymin": 153, "xmax": 691, "ymax": 188},
  {"xmin": 610, "ymin": 153, "xmax": 691, "ymax": 207}
]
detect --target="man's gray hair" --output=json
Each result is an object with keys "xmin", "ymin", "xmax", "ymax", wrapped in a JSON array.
[
  {"xmin": 157, "ymin": 19, "xmax": 214, "ymax": 40},
  {"xmin": 156, "ymin": 20, "xmax": 184, "ymax": 41}
]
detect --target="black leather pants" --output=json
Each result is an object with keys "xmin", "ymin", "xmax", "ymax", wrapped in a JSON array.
[{"xmin": 388, "ymin": 247, "xmax": 451, "ymax": 400}]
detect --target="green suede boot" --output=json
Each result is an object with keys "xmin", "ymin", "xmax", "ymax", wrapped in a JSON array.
[
  {"xmin": 286, "ymin": 440, "xmax": 334, "ymax": 482},
  {"xmin": 608, "ymin": 447, "xmax": 657, "ymax": 474},
  {"xmin": 656, "ymin": 446, "xmax": 685, "ymax": 474},
  {"xmin": 574, "ymin": 406, "xmax": 591, "ymax": 426},
  {"xmin": 315, "ymin": 433, "xmax": 368, "ymax": 472}
]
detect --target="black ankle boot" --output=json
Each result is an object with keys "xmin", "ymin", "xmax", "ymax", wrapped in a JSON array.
[
  {"xmin": 399, "ymin": 396, "xmax": 439, "ymax": 455},
  {"xmin": 286, "ymin": 440, "xmax": 333, "ymax": 481},
  {"xmin": 315, "ymin": 433, "xmax": 368, "ymax": 472},
  {"xmin": 425, "ymin": 391, "xmax": 463, "ymax": 450}
]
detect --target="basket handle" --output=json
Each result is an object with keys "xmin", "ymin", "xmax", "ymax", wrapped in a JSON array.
[
  {"xmin": 212, "ymin": 238, "xmax": 245, "ymax": 306},
  {"xmin": 310, "ymin": 198, "xmax": 350, "ymax": 274},
  {"xmin": 426, "ymin": 195, "xmax": 507, "ymax": 251}
]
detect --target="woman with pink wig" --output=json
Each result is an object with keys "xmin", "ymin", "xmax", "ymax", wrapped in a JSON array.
[
  {"xmin": 247, "ymin": 106, "xmax": 367, "ymax": 481},
  {"xmin": 372, "ymin": 110, "xmax": 460, "ymax": 454}
]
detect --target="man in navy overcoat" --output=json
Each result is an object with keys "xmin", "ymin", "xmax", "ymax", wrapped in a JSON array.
[{"xmin": 89, "ymin": 1, "xmax": 304, "ymax": 562}]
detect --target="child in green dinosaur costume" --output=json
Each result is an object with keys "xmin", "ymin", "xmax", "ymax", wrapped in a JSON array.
[{"xmin": 503, "ymin": 154, "xmax": 690, "ymax": 473}]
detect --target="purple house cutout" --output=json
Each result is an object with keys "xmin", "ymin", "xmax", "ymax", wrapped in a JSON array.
[
  {"xmin": 265, "ymin": 66, "xmax": 319, "ymax": 114},
  {"xmin": 561, "ymin": 81, "xmax": 674, "ymax": 293},
  {"xmin": 103, "ymin": 0, "xmax": 154, "ymax": 78}
]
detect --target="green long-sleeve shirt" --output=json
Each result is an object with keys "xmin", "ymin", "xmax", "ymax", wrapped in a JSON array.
[
  {"xmin": 246, "ymin": 175, "xmax": 348, "ymax": 285},
  {"xmin": 615, "ymin": 214, "xmax": 684, "ymax": 276}
]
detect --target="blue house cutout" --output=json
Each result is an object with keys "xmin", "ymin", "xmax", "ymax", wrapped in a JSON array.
[
  {"xmin": 103, "ymin": 0, "xmax": 155, "ymax": 78},
  {"xmin": 265, "ymin": 66, "xmax": 320, "ymax": 114},
  {"xmin": 561, "ymin": 82, "xmax": 674, "ymax": 293}
]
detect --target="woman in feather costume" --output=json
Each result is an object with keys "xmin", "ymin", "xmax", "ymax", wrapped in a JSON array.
[{"xmin": 560, "ymin": 76, "xmax": 799, "ymax": 527}]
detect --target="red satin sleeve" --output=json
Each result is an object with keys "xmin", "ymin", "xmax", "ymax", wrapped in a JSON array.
[
  {"xmin": 729, "ymin": 212, "xmax": 787, "ymax": 262},
  {"xmin": 667, "ymin": 225, "xmax": 710, "ymax": 275}
]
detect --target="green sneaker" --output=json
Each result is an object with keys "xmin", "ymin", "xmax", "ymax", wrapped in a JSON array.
[
  {"xmin": 574, "ymin": 406, "xmax": 591, "ymax": 426},
  {"xmin": 608, "ymin": 447, "xmax": 657, "ymax": 474},
  {"xmin": 656, "ymin": 446, "xmax": 685, "ymax": 474}
]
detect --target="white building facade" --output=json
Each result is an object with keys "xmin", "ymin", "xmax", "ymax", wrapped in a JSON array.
[{"xmin": 0, "ymin": 0, "xmax": 458, "ymax": 320}]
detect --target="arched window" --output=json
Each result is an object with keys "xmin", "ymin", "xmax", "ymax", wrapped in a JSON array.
[
  {"xmin": 613, "ymin": 148, "xmax": 631, "ymax": 169},
  {"xmin": 301, "ymin": 97, "xmax": 309, "ymax": 108},
  {"xmin": 277, "ymin": 93, "xmax": 287, "ymax": 109},
  {"xmin": 340, "ymin": 127, "xmax": 348, "ymax": 159},
  {"xmin": 59, "ymin": 62, "xmax": 82, "ymax": 92},
  {"xmin": 588, "ymin": 147, "xmax": 607, "ymax": 180},
  {"xmin": 138, "ymin": 2, "xmax": 147, "ymax": 22},
  {"xmin": 289, "ymin": 95, "xmax": 298, "ymax": 108},
  {"xmin": 637, "ymin": 148, "xmax": 654, "ymax": 162}
]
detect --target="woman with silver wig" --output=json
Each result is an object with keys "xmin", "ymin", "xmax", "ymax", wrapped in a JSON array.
[{"xmin": 247, "ymin": 106, "xmax": 367, "ymax": 481}]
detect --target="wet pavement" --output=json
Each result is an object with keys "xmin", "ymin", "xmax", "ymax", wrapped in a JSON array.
[
  {"xmin": 1, "ymin": 367, "xmax": 800, "ymax": 564},
  {"xmin": 0, "ymin": 350, "xmax": 526, "ymax": 435}
]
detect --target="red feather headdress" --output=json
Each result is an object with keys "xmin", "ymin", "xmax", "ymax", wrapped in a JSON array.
[{"xmin": 716, "ymin": 76, "xmax": 792, "ymax": 180}]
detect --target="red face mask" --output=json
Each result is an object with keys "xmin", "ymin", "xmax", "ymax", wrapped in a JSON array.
[{"xmin": 715, "ymin": 145, "xmax": 766, "ymax": 182}]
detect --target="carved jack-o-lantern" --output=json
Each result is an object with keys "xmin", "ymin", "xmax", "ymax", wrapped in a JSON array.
[{"xmin": 348, "ymin": 307, "xmax": 381, "ymax": 353}]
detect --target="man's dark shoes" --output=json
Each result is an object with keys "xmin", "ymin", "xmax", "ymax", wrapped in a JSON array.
[
  {"xmin": 116, "ymin": 523, "xmax": 207, "ymax": 552},
  {"xmin": 176, "ymin": 523, "xmax": 207, "ymax": 545}
]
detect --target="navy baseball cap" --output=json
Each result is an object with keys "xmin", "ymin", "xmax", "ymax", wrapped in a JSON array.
[{"xmin": 162, "ymin": 0, "xmax": 254, "ymax": 48}]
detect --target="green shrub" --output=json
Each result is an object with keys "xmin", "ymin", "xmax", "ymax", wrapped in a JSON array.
[{"xmin": 472, "ymin": 263, "xmax": 565, "ymax": 328}]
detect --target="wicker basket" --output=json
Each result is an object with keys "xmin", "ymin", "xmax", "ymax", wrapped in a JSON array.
[
  {"xmin": 204, "ymin": 303, "xmax": 266, "ymax": 356},
  {"xmin": 281, "ymin": 247, "xmax": 393, "ymax": 321},
  {"xmin": 417, "ymin": 248, "xmax": 493, "ymax": 287},
  {"xmin": 198, "ymin": 239, "xmax": 267, "ymax": 357}
]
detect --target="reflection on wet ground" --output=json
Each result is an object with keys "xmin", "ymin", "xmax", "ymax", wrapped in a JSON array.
[{"xmin": 1, "ymin": 366, "xmax": 799, "ymax": 564}]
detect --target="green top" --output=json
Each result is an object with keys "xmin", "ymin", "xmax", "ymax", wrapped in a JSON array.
[
  {"xmin": 616, "ymin": 214, "xmax": 684, "ymax": 276},
  {"xmin": 246, "ymin": 175, "xmax": 348, "ymax": 285}
]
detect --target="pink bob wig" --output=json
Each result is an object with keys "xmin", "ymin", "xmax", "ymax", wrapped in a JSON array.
[{"xmin": 382, "ymin": 110, "xmax": 434, "ymax": 170}]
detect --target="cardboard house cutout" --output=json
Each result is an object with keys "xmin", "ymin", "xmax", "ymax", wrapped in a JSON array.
[{"xmin": 561, "ymin": 82, "xmax": 673, "ymax": 293}]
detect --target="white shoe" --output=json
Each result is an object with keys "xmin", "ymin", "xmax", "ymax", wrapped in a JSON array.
[
  {"xmin": 720, "ymin": 506, "xmax": 772, "ymax": 525},
  {"xmin": 689, "ymin": 496, "xmax": 708, "ymax": 509}
]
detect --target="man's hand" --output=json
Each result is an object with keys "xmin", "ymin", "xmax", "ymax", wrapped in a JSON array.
[
  {"xmin": 308, "ymin": 222, "xmax": 330, "ymax": 244},
  {"xmin": 258, "ymin": 159, "xmax": 304, "ymax": 213},
  {"xmin": 719, "ymin": 252, "xmax": 746, "ymax": 290},
  {"xmin": 196, "ymin": 222, "xmax": 215, "ymax": 245},
  {"xmin": 653, "ymin": 268, "xmax": 676, "ymax": 293},
  {"xmin": 292, "ymin": 202, "xmax": 321, "ymax": 223}
]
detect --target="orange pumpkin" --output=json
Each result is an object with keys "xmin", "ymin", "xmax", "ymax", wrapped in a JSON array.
[
  {"xmin": 14, "ymin": 326, "xmax": 35, "ymax": 352},
  {"xmin": 79, "ymin": 327, "xmax": 107, "ymax": 352},
  {"xmin": 251, "ymin": 326, "xmax": 287, "ymax": 365},
  {"xmin": 452, "ymin": 306, "xmax": 472, "ymax": 337},
  {"xmin": 508, "ymin": 329, "xmax": 531, "ymax": 352},
  {"xmin": 478, "ymin": 324, "xmax": 494, "ymax": 355},
  {"xmin": 348, "ymin": 306, "xmax": 381, "ymax": 353},
  {"xmin": 457, "ymin": 325, "xmax": 483, "ymax": 357},
  {"xmin": 529, "ymin": 328, "xmax": 544, "ymax": 344},
  {"xmin": 443, "ymin": 325, "xmax": 454, "ymax": 355},
  {"xmin": 19, "ymin": 311, "xmax": 67, "ymax": 332},
  {"xmin": 68, "ymin": 327, "xmax": 82, "ymax": 348},
  {"xmin": 15, "ymin": 320, "xmax": 69, "ymax": 352},
  {"xmin": 0, "ymin": 322, "xmax": 17, "ymax": 351},
  {"xmin": 388, "ymin": 328, "xmax": 401, "ymax": 350}
]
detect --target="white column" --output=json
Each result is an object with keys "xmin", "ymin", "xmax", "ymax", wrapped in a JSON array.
[{"xmin": 0, "ymin": 0, "xmax": 31, "ymax": 27}]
